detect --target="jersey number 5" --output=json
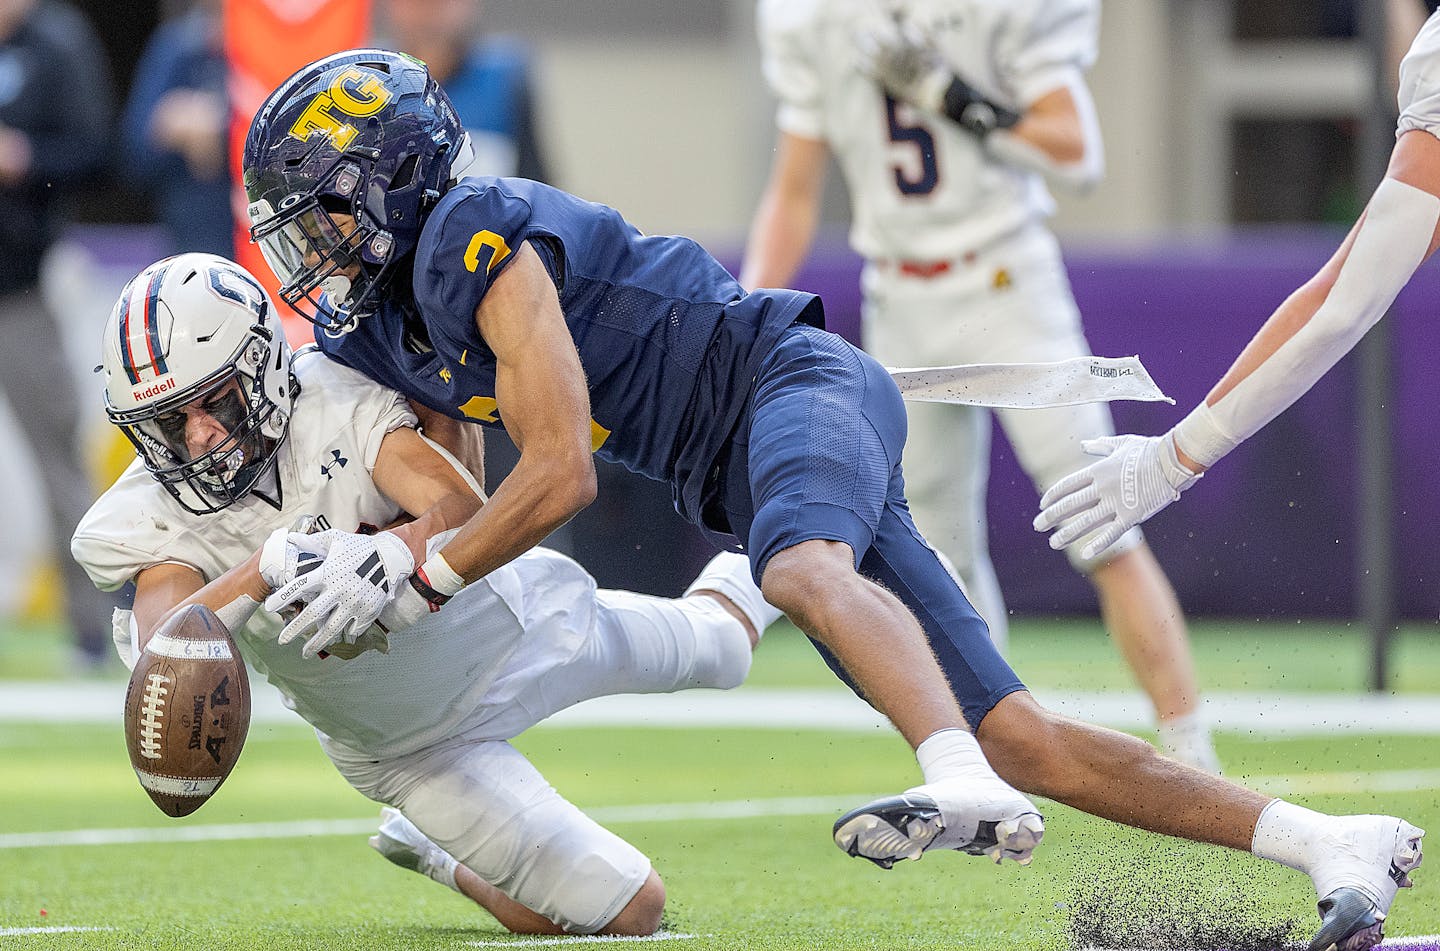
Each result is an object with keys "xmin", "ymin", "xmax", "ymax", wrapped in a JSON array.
[{"xmin": 885, "ymin": 95, "xmax": 939, "ymax": 196}]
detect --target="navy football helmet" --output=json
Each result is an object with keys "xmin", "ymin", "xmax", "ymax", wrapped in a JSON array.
[{"xmin": 242, "ymin": 49, "xmax": 470, "ymax": 335}]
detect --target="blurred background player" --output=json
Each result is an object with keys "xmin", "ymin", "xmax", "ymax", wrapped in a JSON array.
[
  {"xmin": 740, "ymin": 0, "xmax": 1219, "ymax": 773},
  {"xmin": 0, "ymin": 0, "xmax": 114, "ymax": 668},
  {"xmin": 1036, "ymin": 7, "xmax": 1440, "ymax": 567},
  {"xmin": 73, "ymin": 253, "xmax": 772, "ymax": 937},
  {"xmin": 120, "ymin": 0, "xmax": 232, "ymax": 258}
]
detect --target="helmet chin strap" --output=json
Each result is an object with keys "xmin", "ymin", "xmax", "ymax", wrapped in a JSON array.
[{"xmin": 318, "ymin": 274, "xmax": 362, "ymax": 336}]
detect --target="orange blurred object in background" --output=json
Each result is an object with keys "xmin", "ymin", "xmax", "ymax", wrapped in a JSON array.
[{"xmin": 224, "ymin": 0, "xmax": 372, "ymax": 349}]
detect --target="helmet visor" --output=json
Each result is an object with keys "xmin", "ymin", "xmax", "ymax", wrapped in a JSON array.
[{"xmin": 248, "ymin": 196, "xmax": 371, "ymax": 333}]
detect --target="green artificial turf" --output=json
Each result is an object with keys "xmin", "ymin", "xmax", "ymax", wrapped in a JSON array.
[
  {"xmin": 2, "ymin": 617, "xmax": 1435, "ymax": 948},
  {"xmin": 2, "ymin": 720, "xmax": 1437, "ymax": 950}
]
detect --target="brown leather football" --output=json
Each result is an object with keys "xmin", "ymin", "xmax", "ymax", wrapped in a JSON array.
[{"xmin": 123, "ymin": 604, "xmax": 250, "ymax": 817}]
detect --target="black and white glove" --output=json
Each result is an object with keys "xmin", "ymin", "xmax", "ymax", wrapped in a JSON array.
[
  {"xmin": 266, "ymin": 530, "xmax": 415, "ymax": 659},
  {"xmin": 856, "ymin": 20, "xmax": 1020, "ymax": 136},
  {"xmin": 856, "ymin": 20, "xmax": 952, "ymax": 114}
]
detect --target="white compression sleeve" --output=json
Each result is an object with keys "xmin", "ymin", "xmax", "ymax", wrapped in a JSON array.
[
  {"xmin": 214, "ymin": 594, "xmax": 262, "ymax": 633},
  {"xmin": 1173, "ymin": 176, "xmax": 1440, "ymax": 467}
]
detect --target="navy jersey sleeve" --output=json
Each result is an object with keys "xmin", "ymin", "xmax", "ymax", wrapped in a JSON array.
[{"xmin": 413, "ymin": 182, "xmax": 536, "ymax": 343}]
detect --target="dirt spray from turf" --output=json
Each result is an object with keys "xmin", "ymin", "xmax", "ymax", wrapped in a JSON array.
[{"xmin": 1062, "ymin": 848, "xmax": 1305, "ymax": 951}]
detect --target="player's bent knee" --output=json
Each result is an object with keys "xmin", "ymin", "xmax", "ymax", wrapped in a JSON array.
[
  {"xmin": 600, "ymin": 870, "xmax": 665, "ymax": 936},
  {"xmin": 760, "ymin": 540, "xmax": 859, "ymax": 624},
  {"xmin": 676, "ymin": 597, "xmax": 752, "ymax": 690}
]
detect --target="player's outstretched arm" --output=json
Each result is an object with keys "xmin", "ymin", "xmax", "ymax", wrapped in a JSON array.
[
  {"xmin": 739, "ymin": 130, "xmax": 829, "ymax": 291},
  {"xmin": 131, "ymin": 522, "xmax": 348, "ymax": 655},
  {"xmin": 427, "ymin": 241, "xmax": 597, "ymax": 587},
  {"xmin": 371, "ymin": 425, "xmax": 487, "ymax": 565},
  {"xmin": 1035, "ymin": 128, "xmax": 1440, "ymax": 559},
  {"xmin": 409, "ymin": 400, "xmax": 487, "ymax": 490},
  {"xmin": 129, "ymin": 557, "xmax": 268, "ymax": 656}
]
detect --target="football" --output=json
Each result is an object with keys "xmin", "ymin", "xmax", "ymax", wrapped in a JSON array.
[{"xmin": 122, "ymin": 604, "xmax": 251, "ymax": 817}]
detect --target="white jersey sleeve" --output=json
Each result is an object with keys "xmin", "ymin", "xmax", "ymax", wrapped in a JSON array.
[
  {"xmin": 1000, "ymin": 0, "xmax": 1098, "ymax": 109},
  {"xmin": 71, "ymin": 460, "xmax": 203, "ymax": 591},
  {"xmin": 1398, "ymin": 11, "xmax": 1440, "ymax": 139},
  {"xmin": 757, "ymin": 0, "xmax": 826, "ymax": 140}
]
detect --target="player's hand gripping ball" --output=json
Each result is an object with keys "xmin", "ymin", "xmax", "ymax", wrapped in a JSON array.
[{"xmin": 123, "ymin": 604, "xmax": 251, "ymax": 817}]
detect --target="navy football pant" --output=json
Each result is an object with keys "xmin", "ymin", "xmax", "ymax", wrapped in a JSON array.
[{"xmin": 717, "ymin": 323, "xmax": 1025, "ymax": 730}]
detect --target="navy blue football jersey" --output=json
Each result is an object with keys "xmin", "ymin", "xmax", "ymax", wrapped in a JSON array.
[{"xmin": 318, "ymin": 177, "xmax": 821, "ymax": 525}]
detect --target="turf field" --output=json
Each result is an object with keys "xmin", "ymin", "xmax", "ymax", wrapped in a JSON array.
[{"xmin": 2, "ymin": 619, "xmax": 1437, "ymax": 950}]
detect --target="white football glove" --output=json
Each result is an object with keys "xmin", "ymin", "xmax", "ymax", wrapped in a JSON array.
[
  {"xmin": 855, "ymin": 19, "xmax": 951, "ymax": 114},
  {"xmin": 266, "ymin": 530, "xmax": 415, "ymax": 659},
  {"xmin": 1033, "ymin": 433, "xmax": 1202, "ymax": 561}
]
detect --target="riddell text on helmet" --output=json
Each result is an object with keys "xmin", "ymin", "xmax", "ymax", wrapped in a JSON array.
[{"xmin": 132, "ymin": 377, "xmax": 178, "ymax": 400}]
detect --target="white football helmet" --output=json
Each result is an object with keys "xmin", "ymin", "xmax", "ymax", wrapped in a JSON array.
[{"xmin": 100, "ymin": 253, "xmax": 298, "ymax": 514}]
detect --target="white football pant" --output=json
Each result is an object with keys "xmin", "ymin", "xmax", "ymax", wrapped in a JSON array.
[{"xmin": 324, "ymin": 590, "xmax": 751, "ymax": 933}]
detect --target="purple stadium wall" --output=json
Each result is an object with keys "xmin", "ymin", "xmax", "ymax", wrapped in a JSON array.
[{"xmin": 765, "ymin": 232, "xmax": 1440, "ymax": 620}]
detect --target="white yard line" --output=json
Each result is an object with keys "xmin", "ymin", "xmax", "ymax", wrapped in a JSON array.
[
  {"xmin": 0, "ymin": 818, "xmax": 380, "ymax": 850},
  {"xmin": 4, "ymin": 767, "xmax": 1439, "ymax": 852},
  {"xmin": 467, "ymin": 934, "xmax": 698, "ymax": 947},
  {"xmin": 0, "ymin": 926, "xmax": 114, "ymax": 936},
  {"xmin": 4, "ymin": 682, "xmax": 1439, "ymax": 736}
]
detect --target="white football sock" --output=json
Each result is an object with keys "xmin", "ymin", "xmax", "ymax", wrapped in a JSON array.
[
  {"xmin": 684, "ymin": 551, "xmax": 783, "ymax": 638},
  {"xmin": 424, "ymin": 848, "xmax": 462, "ymax": 893},
  {"xmin": 915, "ymin": 728, "xmax": 994, "ymax": 785},
  {"xmin": 1251, "ymin": 798, "xmax": 1327, "ymax": 874}
]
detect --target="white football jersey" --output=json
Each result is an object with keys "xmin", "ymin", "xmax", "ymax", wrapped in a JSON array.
[
  {"xmin": 73, "ymin": 349, "xmax": 593, "ymax": 758},
  {"xmin": 757, "ymin": 0, "xmax": 1098, "ymax": 261},
  {"xmin": 1398, "ymin": 11, "xmax": 1440, "ymax": 139}
]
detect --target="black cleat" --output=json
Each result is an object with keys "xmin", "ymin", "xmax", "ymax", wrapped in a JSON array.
[
  {"xmin": 833, "ymin": 791, "xmax": 1044, "ymax": 868},
  {"xmin": 1308, "ymin": 887, "xmax": 1386, "ymax": 951}
]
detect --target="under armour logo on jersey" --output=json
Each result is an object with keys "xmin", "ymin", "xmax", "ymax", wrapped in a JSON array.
[
  {"xmin": 320, "ymin": 449, "xmax": 348, "ymax": 480},
  {"xmin": 355, "ymin": 551, "xmax": 389, "ymax": 593}
]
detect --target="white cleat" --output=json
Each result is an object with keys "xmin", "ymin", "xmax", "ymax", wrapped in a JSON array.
[
  {"xmin": 368, "ymin": 806, "xmax": 449, "ymax": 878},
  {"xmin": 833, "ymin": 778, "xmax": 1044, "ymax": 869},
  {"xmin": 1307, "ymin": 816, "xmax": 1424, "ymax": 951}
]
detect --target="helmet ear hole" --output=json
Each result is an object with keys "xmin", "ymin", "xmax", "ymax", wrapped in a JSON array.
[{"xmin": 391, "ymin": 154, "xmax": 419, "ymax": 191}]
